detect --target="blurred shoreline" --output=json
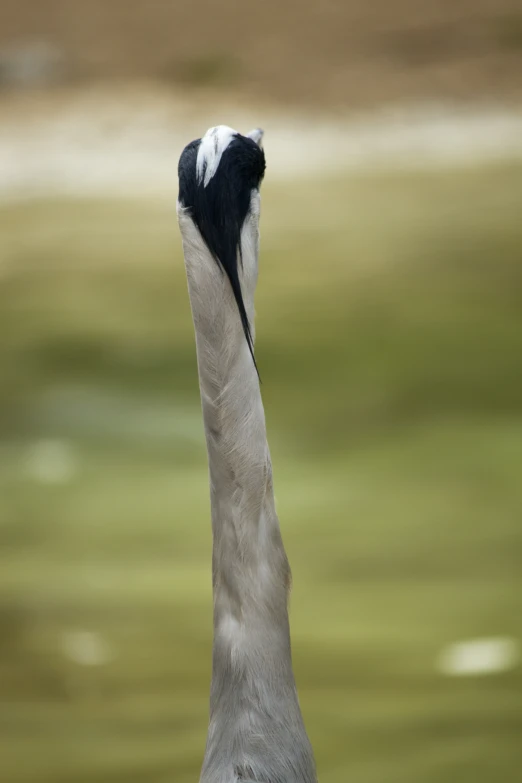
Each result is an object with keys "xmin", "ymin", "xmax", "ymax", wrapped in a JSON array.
[{"xmin": 2, "ymin": 86, "xmax": 522, "ymax": 202}]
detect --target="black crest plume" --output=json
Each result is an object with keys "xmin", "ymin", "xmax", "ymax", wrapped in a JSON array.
[{"xmin": 178, "ymin": 133, "xmax": 266, "ymax": 373}]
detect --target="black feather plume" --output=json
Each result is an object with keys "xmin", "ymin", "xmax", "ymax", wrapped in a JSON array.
[{"xmin": 178, "ymin": 134, "xmax": 265, "ymax": 375}]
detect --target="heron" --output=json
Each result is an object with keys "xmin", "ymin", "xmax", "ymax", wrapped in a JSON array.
[{"xmin": 177, "ymin": 126, "xmax": 318, "ymax": 783}]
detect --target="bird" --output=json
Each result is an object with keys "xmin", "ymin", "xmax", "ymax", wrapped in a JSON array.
[{"xmin": 177, "ymin": 126, "xmax": 318, "ymax": 783}]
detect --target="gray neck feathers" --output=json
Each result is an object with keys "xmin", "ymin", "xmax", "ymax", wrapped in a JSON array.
[{"xmin": 178, "ymin": 198, "xmax": 317, "ymax": 783}]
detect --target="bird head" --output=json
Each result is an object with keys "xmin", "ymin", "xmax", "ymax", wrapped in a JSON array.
[{"xmin": 177, "ymin": 126, "xmax": 266, "ymax": 371}]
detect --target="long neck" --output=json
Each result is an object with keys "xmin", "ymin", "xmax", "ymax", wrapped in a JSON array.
[
  {"xmin": 179, "ymin": 212, "xmax": 317, "ymax": 783},
  {"xmin": 198, "ymin": 286, "xmax": 290, "ymax": 631},
  {"xmin": 184, "ymin": 215, "xmax": 292, "ymax": 657}
]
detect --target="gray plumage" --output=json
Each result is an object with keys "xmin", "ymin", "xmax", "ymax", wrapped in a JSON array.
[{"xmin": 177, "ymin": 126, "xmax": 317, "ymax": 783}]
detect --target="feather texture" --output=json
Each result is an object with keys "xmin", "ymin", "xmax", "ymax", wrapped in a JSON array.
[
  {"xmin": 178, "ymin": 129, "xmax": 265, "ymax": 374},
  {"xmin": 177, "ymin": 127, "xmax": 317, "ymax": 783}
]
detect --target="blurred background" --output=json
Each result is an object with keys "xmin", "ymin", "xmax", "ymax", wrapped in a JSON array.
[{"xmin": 1, "ymin": 2, "xmax": 522, "ymax": 782}]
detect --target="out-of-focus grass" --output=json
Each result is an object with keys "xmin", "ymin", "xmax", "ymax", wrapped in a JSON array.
[{"xmin": 0, "ymin": 163, "xmax": 522, "ymax": 783}]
